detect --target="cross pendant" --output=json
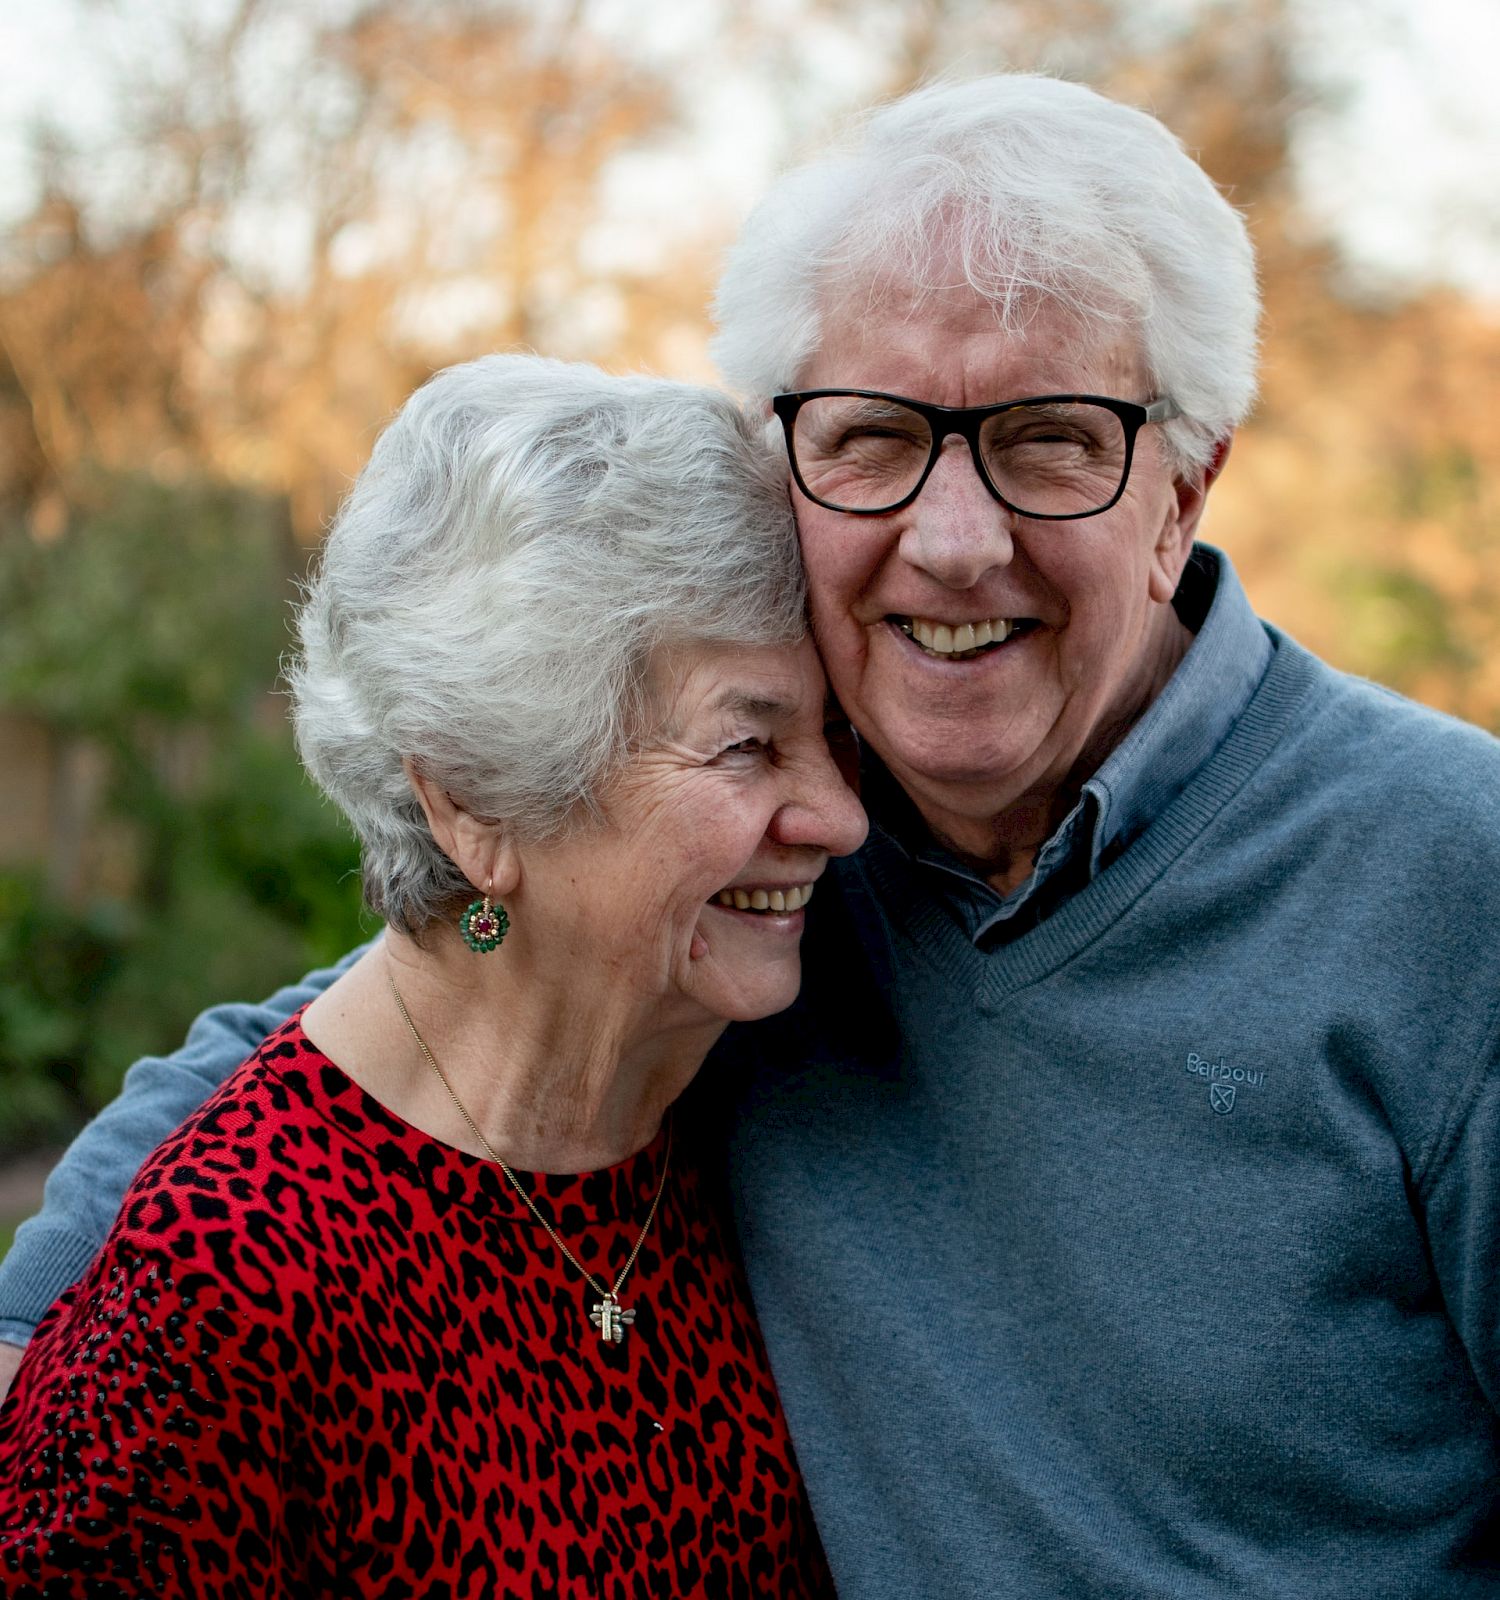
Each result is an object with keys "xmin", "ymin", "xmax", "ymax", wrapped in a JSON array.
[{"xmin": 589, "ymin": 1293, "xmax": 636, "ymax": 1345}]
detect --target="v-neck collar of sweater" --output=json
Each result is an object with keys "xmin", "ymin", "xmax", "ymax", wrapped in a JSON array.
[
  {"xmin": 851, "ymin": 631, "xmax": 1325, "ymax": 1003},
  {"xmin": 860, "ymin": 545, "xmax": 1274, "ymax": 942}
]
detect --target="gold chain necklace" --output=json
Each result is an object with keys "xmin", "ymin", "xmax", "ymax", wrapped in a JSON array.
[{"xmin": 387, "ymin": 969, "xmax": 671, "ymax": 1345}]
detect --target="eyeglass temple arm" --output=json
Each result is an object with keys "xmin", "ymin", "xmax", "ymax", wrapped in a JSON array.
[{"xmin": 1144, "ymin": 398, "xmax": 1182, "ymax": 423}]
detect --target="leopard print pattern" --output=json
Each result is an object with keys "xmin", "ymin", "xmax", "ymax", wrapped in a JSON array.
[{"xmin": 0, "ymin": 1015, "xmax": 835, "ymax": 1598}]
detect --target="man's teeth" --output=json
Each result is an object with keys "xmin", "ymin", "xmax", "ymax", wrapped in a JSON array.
[
  {"xmin": 713, "ymin": 882, "xmax": 816, "ymax": 913},
  {"xmin": 904, "ymin": 616, "xmax": 1016, "ymax": 656}
]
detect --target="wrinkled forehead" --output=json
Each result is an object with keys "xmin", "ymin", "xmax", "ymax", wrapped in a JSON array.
[
  {"xmin": 801, "ymin": 264, "xmax": 1148, "ymax": 402},
  {"xmin": 642, "ymin": 636, "xmax": 825, "ymax": 741}
]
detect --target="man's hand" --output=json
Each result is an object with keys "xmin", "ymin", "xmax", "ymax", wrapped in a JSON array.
[{"xmin": 0, "ymin": 1339, "xmax": 26, "ymax": 1402}]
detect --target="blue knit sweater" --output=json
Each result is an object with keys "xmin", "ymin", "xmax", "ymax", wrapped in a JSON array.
[
  {"xmin": 3, "ymin": 593, "xmax": 1498, "ymax": 1596},
  {"xmin": 714, "ymin": 626, "xmax": 1500, "ymax": 1596}
]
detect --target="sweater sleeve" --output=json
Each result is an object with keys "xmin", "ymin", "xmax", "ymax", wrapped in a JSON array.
[
  {"xmin": 1420, "ymin": 998, "xmax": 1500, "ymax": 1417},
  {"xmin": 0, "ymin": 1234, "xmax": 287, "ymax": 1599},
  {"xmin": 0, "ymin": 943, "xmax": 374, "ymax": 1345}
]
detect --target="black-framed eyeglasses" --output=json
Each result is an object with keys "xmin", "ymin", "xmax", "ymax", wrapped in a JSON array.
[{"xmin": 771, "ymin": 389, "xmax": 1182, "ymax": 519}]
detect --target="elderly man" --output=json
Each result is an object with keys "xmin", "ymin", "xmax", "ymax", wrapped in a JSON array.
[{"xmin": 3, "ymin": 74, "xmax": 1498, "ymax": 1597}]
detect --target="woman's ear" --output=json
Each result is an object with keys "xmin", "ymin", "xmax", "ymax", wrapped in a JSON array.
[{"xmin": 403, "ymin": 759, "xmax": 520, "ymax": 897}]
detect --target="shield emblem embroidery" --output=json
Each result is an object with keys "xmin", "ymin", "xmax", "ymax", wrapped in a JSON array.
[{"xmin": 1210, "ymin": 1083, "xmax": 1236, "ymax": 1115}]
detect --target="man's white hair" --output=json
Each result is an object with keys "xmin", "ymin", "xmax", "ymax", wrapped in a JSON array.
[
  {"xmin": 289, "ymin": 354, "xmax": 805, "ymax": 934},
  {"xmin": 712, "ymin": 73, "xmax": 1259, "ymax": 471}
]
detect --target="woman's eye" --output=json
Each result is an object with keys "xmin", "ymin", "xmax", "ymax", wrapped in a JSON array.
[{"xmin": 720, "ymin": 737, "xmax": 769, "ymax": 759}]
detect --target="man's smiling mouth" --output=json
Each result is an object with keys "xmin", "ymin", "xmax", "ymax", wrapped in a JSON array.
[{"xmin": 889, "ymin": 614, "xmax": 1039, "ymax": 662}]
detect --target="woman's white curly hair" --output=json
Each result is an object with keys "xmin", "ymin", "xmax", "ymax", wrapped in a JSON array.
[{"xmin": 289, "ymin": 354, "xmax": 805, "ymax": 934}]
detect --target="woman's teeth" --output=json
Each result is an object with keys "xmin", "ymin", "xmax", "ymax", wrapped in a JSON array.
[
  {"xmin": 897, "ymin": 615, "xmax": 1021, "ymax": 660},
  {"xmin": 713, "ymin": 882, "xmax": 816, "ymax": 913}
]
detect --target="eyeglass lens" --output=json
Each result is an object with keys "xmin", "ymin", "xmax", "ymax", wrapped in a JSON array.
[{"xmin": 790, "ymin": 395, "xmax": 1131, "ymax": 516}]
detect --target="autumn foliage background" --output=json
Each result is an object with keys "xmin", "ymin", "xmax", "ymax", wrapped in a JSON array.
[{"xmin": 1, "ymin": 0, "xmax": 1497, "ymax": 1174}]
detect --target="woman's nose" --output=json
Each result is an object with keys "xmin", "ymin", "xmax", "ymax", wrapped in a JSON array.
[{"xmin": 771, "ymin": 748, "xmax": 868, "ymax": 859}]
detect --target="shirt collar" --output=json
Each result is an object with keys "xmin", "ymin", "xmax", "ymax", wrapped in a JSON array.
[
  {"xmin": 861, "ymin": 543, "xmax": 1274, "ymax": 941},
  {"xmin": 1080, "ymin": 543, "xmax": 1272, "ymax": 875}
]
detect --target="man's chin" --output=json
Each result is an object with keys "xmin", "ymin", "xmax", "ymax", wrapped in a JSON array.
[{"xmin": 872, "ymin": 725, "xmax": 1054, "ymax": 806}]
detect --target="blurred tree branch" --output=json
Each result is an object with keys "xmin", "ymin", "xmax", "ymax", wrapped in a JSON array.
[
  {"xmin": 2, "ymin": 0, "xmax": 678, "ymax": 537},
  {"xmin": 1, "ymin": 0, "xmax": 1496, "ymax": 714}
]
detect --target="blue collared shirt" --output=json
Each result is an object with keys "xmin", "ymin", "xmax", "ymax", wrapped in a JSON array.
[{"xmin": 863, "ymin": 544, "xmax": 1274, "ymax": 944}]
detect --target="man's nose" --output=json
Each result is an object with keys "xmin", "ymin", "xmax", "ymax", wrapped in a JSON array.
[{"xmin": 897, "ymin": 438, "xmax": 1017, "ymax": 590}]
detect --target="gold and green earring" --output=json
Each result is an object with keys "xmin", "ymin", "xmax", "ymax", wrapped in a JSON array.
[{"xmin": 459, "ymin": 882, "xmax": 509, "ymax": 953}]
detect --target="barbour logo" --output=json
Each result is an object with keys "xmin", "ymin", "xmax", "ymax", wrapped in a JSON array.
[{"xmin": 1185, "ymin": 1051, "xmax": 1266, "ymax": 1114}]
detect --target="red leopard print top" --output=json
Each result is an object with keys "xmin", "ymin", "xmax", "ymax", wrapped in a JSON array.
[{"xmin": 0, "ymin": 1016, "xmax": 834, "ymax": 1598}]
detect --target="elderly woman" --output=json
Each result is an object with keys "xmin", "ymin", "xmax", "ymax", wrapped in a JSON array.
[{"xmin": 0, "ymin": 356, "xmax": 863, "ymax": 1596}]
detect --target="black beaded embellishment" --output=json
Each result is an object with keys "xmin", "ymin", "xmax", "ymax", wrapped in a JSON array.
[{"xmin": 459, "ymin": 896, "xmax": 509, "ymax": 953}]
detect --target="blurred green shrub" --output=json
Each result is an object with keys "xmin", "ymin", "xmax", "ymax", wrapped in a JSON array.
[{"xmin": 0, "ymin": 473, "xmax": 369, "ymax": 1158}]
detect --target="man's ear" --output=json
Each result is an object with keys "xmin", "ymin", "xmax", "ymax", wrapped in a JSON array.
[
  {"xmin": 403, "ymin": 759, "xmax": 519, "ymax": 897},
  {"xmin": 1149, "ymin": 432, "xmax": 1233, "ymax": 605},
  {"xmin": 1177, "ymin": 433, "xmax": 1232, "ymax": 533}
]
